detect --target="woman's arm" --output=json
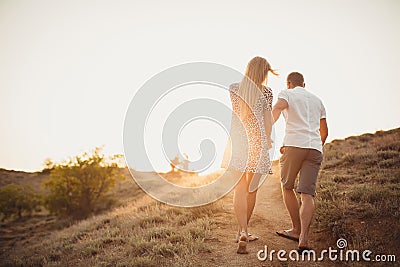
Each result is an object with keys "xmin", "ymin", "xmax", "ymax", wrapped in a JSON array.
[
  {"xmin": 264, "ymin": 109, "xmax": 273, "ymax": 149},
  {"xmin": 263, "ymin": 87, "xmax": 274, "ymax": 149}
]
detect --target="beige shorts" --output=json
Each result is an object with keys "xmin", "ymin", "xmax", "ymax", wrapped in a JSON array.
[{"xmin": 280, "ymin": 146, "xmax": 323, "ymax": 196}]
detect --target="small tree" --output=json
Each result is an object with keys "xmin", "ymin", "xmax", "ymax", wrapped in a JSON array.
[
  {"xmin": 0, "ymin": 184, "xmax": 42, "ymax": 221},
  {"xmin": 41, "ymin": 158, "xmax": 56, "ymax": 174},
  {"xmin": 43, "ymin": 148, "xmax": 124, "ymax": 219}
]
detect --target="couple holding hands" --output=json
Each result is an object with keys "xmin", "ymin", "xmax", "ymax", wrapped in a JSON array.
[{"xmin": 221, "ymin": 56, "xmax": 328, "ymax": 254}]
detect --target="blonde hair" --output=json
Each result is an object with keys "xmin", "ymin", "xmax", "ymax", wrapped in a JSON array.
[{"xmin": 237, "ymin": 56, "xmax": 278, "ymax": 120}]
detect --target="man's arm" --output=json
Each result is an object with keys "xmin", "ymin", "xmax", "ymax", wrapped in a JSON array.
[
  {"xmin": 272, "ymin": 98, "xmax": 288, "ymax": 123},
  {"xmin": 320, "ymin": 118, "xmax": 328, "ymax": 145}
]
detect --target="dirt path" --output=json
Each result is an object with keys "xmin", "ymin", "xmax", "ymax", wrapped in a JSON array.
[{"xmin": 199, "ymin": 164, "xmax": 324, "ymax": 267}]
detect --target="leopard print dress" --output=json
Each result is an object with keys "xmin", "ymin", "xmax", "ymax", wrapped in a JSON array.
[{"xmin": 221, "ymin": 83, "xmax": 273, "ymax": 174}]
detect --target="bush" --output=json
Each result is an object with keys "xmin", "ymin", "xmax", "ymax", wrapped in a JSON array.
[
  {"xmin": 43, "ymin": 148, "xmax": 124, "ymax": 219},
  {"xmin": 41, "ymin": 158, "xmax": 56, "ymax": 174},
  {"xmin": 0, "ymin": 184, "xmax": 42, "ymax": 221}
]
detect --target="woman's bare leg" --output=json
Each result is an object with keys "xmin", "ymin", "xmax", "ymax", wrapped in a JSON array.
[
  {"xmin": 235, "ymin": 173, "xmax": 257, "ymax": 235},
  {"xmin": 245, "ymin": 173, "xmax": 262, "ymax": 242},
  {"xmin": 247, "ymin": 173, "xmax": 262, "ymax": 223},
  {"xmin": 234, "ymin": 173, "xmax": 249, "ymax": 253},
  {"xmin": 233, "ymin": 173, "xmax": 248, "ymax": 234},
  {"xmin": 247, "ymin": 190, "xmax": 257, "ymax": 224}
]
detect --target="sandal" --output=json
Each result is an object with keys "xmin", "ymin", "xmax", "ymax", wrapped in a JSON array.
[
  {"xmin": 297, "ymin": 246, "xmax": 312, "ymax": 253},
  {"xmin": 237, "ymin": 231, "xmax": 248, "ymax": 254},
  {"xmin": 276, "ymin": 230, "xmax": 300, "ymax": 242},
  {"xmin": 235, "ymin": 232, "xmax": 258, "ymax": 243}
]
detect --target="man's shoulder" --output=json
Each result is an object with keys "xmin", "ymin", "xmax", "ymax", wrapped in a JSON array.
[
  {"xmin": 278, "ymin": 89, "xmax": 289, "ymax": 97},
  {"xmin": 309, "ymin": 91, "xmax": 324, "ymax": 104},
  {"xmin": 301, "ymin": 88, "xmax": 324, "ymax": 102},
  {"xmin": 306, "ymin": 90, "xmax": 326, "ymax": 111}
]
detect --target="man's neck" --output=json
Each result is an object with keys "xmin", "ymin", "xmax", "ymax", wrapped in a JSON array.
[
  {"xmin": 290, "ymin": 86, "xmax": 304, "ymax": 90},
  {"xmin": 288, "ymin": 86, "xmax": 302, "ymax": 90}
]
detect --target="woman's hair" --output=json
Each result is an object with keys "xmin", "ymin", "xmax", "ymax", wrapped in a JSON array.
[{"xmin": 237, "ymin": 56, "xmax": 278, "ymax": 120}]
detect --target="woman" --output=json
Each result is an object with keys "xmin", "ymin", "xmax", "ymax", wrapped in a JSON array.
[{"xmin": 222, "ymin": 56, "xmax": 277, "ymax": 254}]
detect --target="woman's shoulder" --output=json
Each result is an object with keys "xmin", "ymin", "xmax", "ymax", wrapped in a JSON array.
[
  {"xmin": 229, "ymin": 82, "xmax": 240, "ymax": 92},
  {"xmin": 262, "ymin": 86, "xmax": 273, "ymax": 97}
]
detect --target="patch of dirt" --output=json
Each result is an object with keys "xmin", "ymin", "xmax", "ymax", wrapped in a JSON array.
[{"xmin": 194, "ymin": 164, "xmax": 330, "ymax": 267}]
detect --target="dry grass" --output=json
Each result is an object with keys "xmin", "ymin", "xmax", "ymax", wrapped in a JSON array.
[
  {"xmin": 0, "ymin": 168, "xmax": 228, "ymax": 266},
  {"xmin": 1, "ymin": 128, "xmax": 399, "ymax": 266},
  {"xmin": 160, "ymin": 170, "xmax": 225, "ymax": 188},
  {"xmin": 1, "ymin": 192, "xmax": 225, "ymax": 267},
  {"xmin": 314, "ymin": 127, "xmax": 400, "ymax": 257}
]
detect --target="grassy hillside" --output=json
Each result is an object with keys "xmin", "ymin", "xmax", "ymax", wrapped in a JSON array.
[
  {"xmin": 0, "ymin": 127, "xmax": 399, "ymax": 266},
  {"xmin": 313, "ymin": 127, "xmax": 400, "ymax": 258},
  {"xmin": 1, "ymin": 196, "xmax": 225, "ymax": 266},
  {"xmin": 0, "ymin": 169, "xmax": 48, "ymax": 192},
  {"xmin": 0, "ymin": 169, "xmax": 229, "ymax": 266}
]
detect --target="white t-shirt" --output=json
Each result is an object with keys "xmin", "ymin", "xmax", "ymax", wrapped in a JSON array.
[{"xmin": 278, "ymin": 87, "xmax": 326, "ymax": 153}]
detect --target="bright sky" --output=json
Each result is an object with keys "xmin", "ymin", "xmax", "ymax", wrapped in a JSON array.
[{"xmin": 1, "ymin": 0, "xmax": 399, "ymax": 172}]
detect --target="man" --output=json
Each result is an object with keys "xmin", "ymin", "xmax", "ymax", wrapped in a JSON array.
[
  {"xmin": 170, "ymin": 155, "xmax": 180, "ymax": 172},
  {"xmin": 272, "ymin": 72, "xmax": 328, "ymax": 251}
]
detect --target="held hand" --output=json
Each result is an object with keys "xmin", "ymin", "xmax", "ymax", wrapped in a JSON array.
[{"xmin": 266, "ymin": 138, "xmax": 274, "ymax": 150}]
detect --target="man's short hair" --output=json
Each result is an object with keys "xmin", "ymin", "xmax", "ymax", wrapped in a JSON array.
[{"xmin": 287, "ymin": 72, "xmax": 304, "ymax": 87}]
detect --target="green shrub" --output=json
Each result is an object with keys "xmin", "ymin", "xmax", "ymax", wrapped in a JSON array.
[
  {"xmin": 0, "ymin": 184, "xmax": 42, "ymax": 221},
  {"xmin": 43, "ymin": 148, "xmax": 124, "ymax": 219}
]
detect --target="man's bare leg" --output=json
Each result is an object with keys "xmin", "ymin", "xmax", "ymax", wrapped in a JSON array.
[
  {"xmin": 299, "ymin": 193, "xmax": 314, "ymax": 247},
  {"xmin": 281, "ymin": 186, "xmax": 301, "ymax": 237}
]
